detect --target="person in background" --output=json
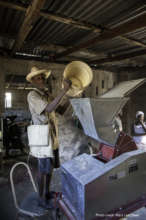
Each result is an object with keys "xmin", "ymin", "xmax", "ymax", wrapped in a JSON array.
[
  {"xmin": 131, "ymin": 111, "xmax": 146, "ymax": 150},
  {"xmin": 113, "ymin": 110, "xmax": 123, "ymax": 133},
  {"xmin": 26, "ymin": 66, "xmax": 71, "ymax": 209}
]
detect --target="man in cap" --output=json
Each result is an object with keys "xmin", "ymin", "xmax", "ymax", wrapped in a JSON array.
[{"xmin": 26, "ymin": 66, "xmax": 71, "ymax": 209}]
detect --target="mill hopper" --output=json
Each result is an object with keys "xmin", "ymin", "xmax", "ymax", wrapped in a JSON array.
[{"xmin": 70, "ymin": 97, "xmax": 128, "ymax": 146}]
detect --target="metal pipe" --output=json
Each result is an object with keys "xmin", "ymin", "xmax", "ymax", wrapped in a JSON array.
[
  {"xmin": 10, "ymin": 162, "xmax": 38, "ymax": 210},
  {"xmin": 58, "ymin": 199, "xmax": 76, "ymax": 220}
]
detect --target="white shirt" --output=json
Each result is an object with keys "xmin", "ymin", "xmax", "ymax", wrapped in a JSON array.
[
  {"xmin": 133, "ymin": 123, "xmax": 146, "ymax": 150},
  {"xmin": 27, "ymin": 89, "xmax": 53, "ymax": 158}
]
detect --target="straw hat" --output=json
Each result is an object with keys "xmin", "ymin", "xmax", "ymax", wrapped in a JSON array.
[
  {"xmin": 63, "ymin": 61, "xmax": 93, "ymax": 97},
  {"xmin": 26, "ymin": 66, "xmax": 51, "ymax": 83}
]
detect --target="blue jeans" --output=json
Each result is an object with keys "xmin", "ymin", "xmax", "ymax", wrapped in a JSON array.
[{"xmin": 38, "ymin": 158, "xmax": 53, "ymax": 174}]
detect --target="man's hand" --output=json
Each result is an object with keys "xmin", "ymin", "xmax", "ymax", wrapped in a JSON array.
[
  {"xmin": 63, "ymin": 79, "xmax": 72, "ymax": 91},
  {"xmin": 140, "ymin": 120, "xmax": 144, "ymax": 126},
  {"xmin": 45, "ymin": 79, "xmax": 72, "ymax": 113}
]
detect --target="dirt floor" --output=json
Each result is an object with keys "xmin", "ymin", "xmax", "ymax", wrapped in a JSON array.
[{"xmin": 0, "ymin": 154, "xmax": 146, "ymax": 220}]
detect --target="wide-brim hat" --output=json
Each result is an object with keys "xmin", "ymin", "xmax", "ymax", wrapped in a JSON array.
[
  {"xmin": 26, "ymin": 66, "xmax": 51, "ymax": 83},
  {"xmin": 63, "ymin": 61, "xmax": 93, "ymax": 97},
  {"xmin": 63, "ymin": 61, "xmax": 93, "ymax": 88}
]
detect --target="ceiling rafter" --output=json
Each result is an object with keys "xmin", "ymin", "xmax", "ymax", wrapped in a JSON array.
[
  {"xmin": 0, "ymin": 1, "xmax": 26, "ymax": 11},
  {"xmin": 39, "ymin": 12, "xmax": 101, "ymax": 33},
  {"xmin": 90, "ymin": 49, "xmax": 146, "ymax": 65},
  {"xmin": 53, "ymin": 13, "xmax": 146, "ymax": 59},
  {"xmin": 26, "ymin": 41, "xmax": 99, "ymax": 58},
  {"xmin": 119, "ymin": 36, "xmax": 146, "ymax": 48},
  {"xmin": 0, "ymin": 0, "xmax": 146, "ymax": 53},
  {"xmin": 0, "ymin": 0, "xmax": 101, "ymax": 33},
  {"xmin": 0, "ymin": 32, "xmax": 103, "ymax": 59},
  {"xmin": 12, "ymin": 0, "xmax": 46, "ymax": 53}
]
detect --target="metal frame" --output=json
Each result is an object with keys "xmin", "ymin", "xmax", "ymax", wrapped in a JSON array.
[
  {"xmin": 57, "ymin": 199, "xmax": 76, "ymax": 220},
  {"xmin": 10, "ymin": 162, "xmax": 40, "ymax": 218}
]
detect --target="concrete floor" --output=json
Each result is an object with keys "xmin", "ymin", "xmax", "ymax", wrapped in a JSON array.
[{"xmin": 0, "ymin": 155, "xmax": 146, "ymax": 220}]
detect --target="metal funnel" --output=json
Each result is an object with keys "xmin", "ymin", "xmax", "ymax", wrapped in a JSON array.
[{"xmin": 70, "ymin": 97, "xmax": 129, "ymax": 146}]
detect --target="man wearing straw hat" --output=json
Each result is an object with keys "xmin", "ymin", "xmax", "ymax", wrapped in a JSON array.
[{"xmin": 26, "ymin": 66, "xmax": 71, "ymax": 209}]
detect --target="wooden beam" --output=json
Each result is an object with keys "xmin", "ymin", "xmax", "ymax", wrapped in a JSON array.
[
  {"xmin": 40, "ymin": 12, "xmax": 101, "ymax": 33},
  {"xmin": 1, "ymin": 31, "xmax": 146, "ymax": 63},
  {"xmin": 0, "ymin": 0, "xmax": 101, "ymax": 33},
  {"xmin": 26, "ymin": 41, "xmax": 69, "ymax": 52},
  {"xmin": 1, "ymin": 0, "xmax": 146, "ymax": 59},
  {"xmin": 16, "ymin": 39, "xmax": 99, "ymax": 58},
  {"xmin": 1, "ymin": 1, "xmax": 146, "ymax": 49},
  {"xmin": 12, "ymin": 0, "xmax": 46, "ymax": 53},
  {"xmin": 120, "ymin": 36, "xmax": 146, "ymax": 48},
  {"xmin": 54, "ymin": 13, "xmax": 146, "ymax": 59},
  {"xmin": 0, "ymin": 1, "xmax": 25, "ymax": 11},
  {"xmin": 90, "ymin": 49, "xmax": 146, "ymax": 65}
]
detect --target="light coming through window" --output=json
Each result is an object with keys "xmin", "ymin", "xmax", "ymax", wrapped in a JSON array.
[{"xmin": 5, "ymin": 92, "xmax": 12, "ymax": 108}]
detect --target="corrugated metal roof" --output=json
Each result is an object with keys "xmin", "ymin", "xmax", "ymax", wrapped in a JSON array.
[
  {"xmin": 124, "ymin": 27, "xmax": 146, "ymax": 44},
  {"xmin": 0, "ymin": 7, "xmax": 24, "ymax": 35},
  {"xmin": 0, "ymin": 0, "xmax": 145, "ymax": 62},
  {"xmin": 26, "ymin": 0, "xmax": 146, "ymax": 45},
  {"xmin": 43, "ymin": 0, "xmax": 145, "ymax": 28},
  {"xmin": 88, "ymin": 35, "xmax": 145, "ymax": 55},
  {"xmin": 82, "ymin": 26, "xmax": 146, "ymax": 57},
  {"xmin": 26, "ymin": 17, "xmax": 92, "ymax": 47}
]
